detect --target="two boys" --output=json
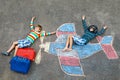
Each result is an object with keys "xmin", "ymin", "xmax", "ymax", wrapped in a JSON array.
[{"xmin": 1, "ymin": 15, "xmax": 108, "ymax": 56}]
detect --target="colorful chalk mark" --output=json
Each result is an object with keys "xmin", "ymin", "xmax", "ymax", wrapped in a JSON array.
[{"xmin": 37, "ymin": 23, "xmax": 119, "ymax": 76}]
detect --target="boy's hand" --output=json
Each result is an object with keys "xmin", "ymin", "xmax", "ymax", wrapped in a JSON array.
[
  {"xmin": 52, "ymin": 31, "xmax": 56, "ymax": 34},
  {"xmin": 32, "ymin": 16, "xmax": 36, "ymax": 20},
  {"xmin": 50, "ymin": 31, "xmax": 56, "ymax": 35},
  {"xmin": 103, "ymin": 25, "xmax": 108, "ymax": 29},
  {"xmin": 82, "ymin": 15, "xmax": 86, "ymax": 20}
]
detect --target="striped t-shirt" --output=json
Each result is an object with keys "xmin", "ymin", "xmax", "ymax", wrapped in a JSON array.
[{"xmin": 26, "ymin": 21, "xmax": 51, "ymax": 43}]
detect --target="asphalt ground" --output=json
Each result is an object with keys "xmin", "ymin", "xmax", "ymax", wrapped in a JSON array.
[{"xmin": 0, "ymin": 0, "xmax": 120, "ymax": 80}]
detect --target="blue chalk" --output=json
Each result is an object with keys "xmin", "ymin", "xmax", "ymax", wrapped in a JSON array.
[
  {"xmin": 57, "ymin": 23, "xmax": 76, "ymax": 32},
  {"xmin": 61, "ymin": 65, "xmax": 84, "ymax": 75},
  {"xmin": 101, "ymin": 36, "xmax": 113, "ymax": 44}
]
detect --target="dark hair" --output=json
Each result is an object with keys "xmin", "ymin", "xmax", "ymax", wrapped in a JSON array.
[
  {"xmin": 88, "ymin": 25, "xmax": 98, "ymax": 33},
  {"xmin": 36, "ymin": 24, "xmax": 42, "ymax": 30}
]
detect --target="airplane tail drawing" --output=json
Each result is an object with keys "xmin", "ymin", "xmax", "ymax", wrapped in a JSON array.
[{"xmin": 96, "ymin": 36, "xmax": 119, "ymax": 59}]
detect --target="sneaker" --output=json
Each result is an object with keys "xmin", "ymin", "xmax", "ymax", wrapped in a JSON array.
[{"xmin": 1, "ymin": 51, "xmax": 10, "ymax": 56}]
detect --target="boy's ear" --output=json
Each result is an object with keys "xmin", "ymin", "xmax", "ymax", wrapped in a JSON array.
[{"xmin": 39, "ymin": 30, "xmax": 41, "ymax": 32}]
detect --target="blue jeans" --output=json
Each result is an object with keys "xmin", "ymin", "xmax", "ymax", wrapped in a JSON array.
[
  {"xmin": 18, "ymin": 39, "xmax": 32, "ymax": 48},
  {"xmin": 72, "ymin": 35, "xmax": 86, "ymax": 46}
]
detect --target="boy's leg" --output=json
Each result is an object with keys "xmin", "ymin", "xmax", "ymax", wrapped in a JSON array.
[
  {"xmin": 13, "ymin": 46, "xmax": 19, "ymax": 56},
  {"xmin": 68, "ymin": 35, "xmax": 73, "ymax": 51},
  {"xmin": 63, "ymin": 35, "xmax": 72, "ymax": 51},
  {"xmin": 1, "ymin": 41, "xmax": 18, "ymax": 56},
  {"xmin": 7, "ymin": 41, "xmax": 18, "ymax": 53}
]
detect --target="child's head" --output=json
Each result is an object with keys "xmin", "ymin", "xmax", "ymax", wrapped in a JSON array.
[
  {"xmin": 35, "ymin": 24, "xmax": 42, "ymax": 32},
  {"xmin": 88, "ymin": 25, "xmax": 98, "ymax": 33}
]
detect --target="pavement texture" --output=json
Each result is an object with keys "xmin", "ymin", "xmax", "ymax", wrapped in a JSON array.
[{"xmin": 0, "ymin": 0, "xmax": 120, "ymax": 80}]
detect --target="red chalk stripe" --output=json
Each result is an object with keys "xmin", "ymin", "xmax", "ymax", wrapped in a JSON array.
[
  {"xmin": 59, "ymin": 56, "xmax": 80, "ymax": 66},
  {"xmin": 101, "ymin": 44, "xmax": 119, "ymax": 59},
  {"xmin": 96, "ymin": 36, "xmax": 103, "ymax": 42},
  {"xmin": 56, "ymin": 31, "xmax": 76, "ymax": 37}
]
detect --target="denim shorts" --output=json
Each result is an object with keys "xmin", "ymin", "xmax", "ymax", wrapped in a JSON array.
[
  {"xmin": 72, "ymin": 35, "xmax": 86, "ymax": 46},
  {"xmin": 18, "ymin": 39, "xmax": 32, "ymax": 48}
]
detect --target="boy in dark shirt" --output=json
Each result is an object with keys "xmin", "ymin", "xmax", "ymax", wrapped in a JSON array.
[{"xmin": 63, "ymin": 15, "xmax": 108, "ymax": 51}]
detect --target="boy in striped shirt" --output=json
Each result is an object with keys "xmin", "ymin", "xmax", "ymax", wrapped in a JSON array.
[{"xmin": 1, "ymin": 17, "xmax": 56, "ymax": 56}]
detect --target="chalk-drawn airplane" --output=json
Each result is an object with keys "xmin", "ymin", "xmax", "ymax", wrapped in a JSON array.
[{"xmin": 35, "ymin": 23, "xmax": 119, "ymax": 76}]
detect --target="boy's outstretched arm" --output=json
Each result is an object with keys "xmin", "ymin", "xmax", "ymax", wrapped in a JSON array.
[
  {"xmin": 97, "ymin": 25, "xmax": 108, "ymax": 35},
  {"xmin": 50, "ymin": 31, "xmax": 56, "ymax": 35},
  {"xmin": 82, "ymin": 15, "xmax": 88, "ymax": 31},
  {"xmin": 30, "ymin": 16, "xmax": 36, "ymax": 30},
  {"xmin": 40, "ymin": 31, "xmax": 56, "ymax": 37}
]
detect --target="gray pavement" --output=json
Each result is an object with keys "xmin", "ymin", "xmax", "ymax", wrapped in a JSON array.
[{"xmin": 0, "ymin": 0, "xmax": 120, "ymax": 80}]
